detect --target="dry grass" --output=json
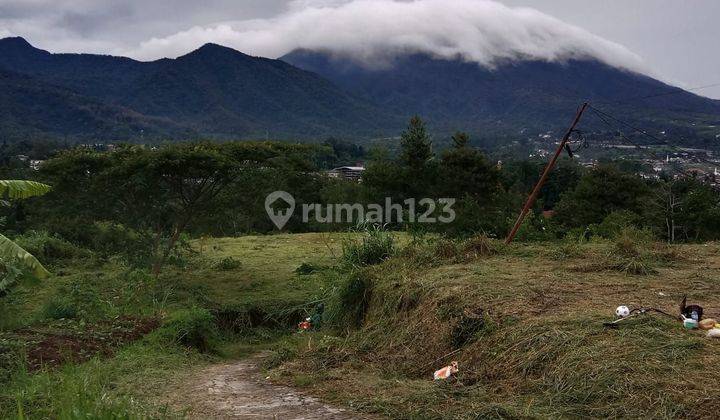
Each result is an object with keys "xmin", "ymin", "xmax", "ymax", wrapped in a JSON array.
[{"xmin": 269, "ymin": 239, "xmax": 720, "ymax": 419}]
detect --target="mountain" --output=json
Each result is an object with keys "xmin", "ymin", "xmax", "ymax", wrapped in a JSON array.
[
  {"xmin": 2, "ymin": 36, "xmax": 719, "ymax": 146},
  {"xmin": 282, "ymin": 50, "xmax": 720, "ymax": 143},
  {"xmin": 0, "ymin": 37, "xmax": 397, "ymax": 141},
  {"xmin": 0, "ymin": 68, "xmax": 193, "ymax": 142}
]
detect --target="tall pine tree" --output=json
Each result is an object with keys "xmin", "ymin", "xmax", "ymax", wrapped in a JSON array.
[{"xmin": 399, "ymin": 116, "xmax": 433, "ymax": 170}]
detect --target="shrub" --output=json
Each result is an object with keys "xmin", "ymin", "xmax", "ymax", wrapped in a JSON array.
[
  {"xmin": 212, "ymin": 256, "xmax": 242, "ymax": 271},
  {"xmin": 341, "ymin": 225, "xmax": 395, "ymax": 266},
  {"xmin": 115, "ymin": 269, "xmax": 159, "ymax": 312},
  {"xmin": 13, "ymin": 231, "xmax": 89, "ymax": 263},
  {"xmin": 593, "ymin": 210, "xmax": 643, "ymax": 239},
  {"xmin": 333, "ymin": 270, "xmax": 373, "ymax": 328},
  {"xmin": 607, "ymin": 228, "xmax": 657, "ymax": 275},
  {"xmin": 88, "ymin": 221, "xmax": 151, "ymax": 264},
  {"xmin": 295, "ymin": 262, "xmax": 319, "ymax": 275},
  {"xmin": 41, "ymin": 296, "xmax": 77, "ymax": 320},
  {"xmin": 44, "ymin": 280, "xmax": 109, "ymax": 321},
  {"xmin": 263, "ymin": 341, "xmax": 299, "ymax": 369},
  {"xmin": 612, "ymin": 226, "xmax": 655, "ymax": 257},
  {"xmin": 513, "ymin": 213, "xmax": 558, "ymax": 242},
  {"xmin": 159, "ymin": 308, "xmax": 218, "ymax": 353}
]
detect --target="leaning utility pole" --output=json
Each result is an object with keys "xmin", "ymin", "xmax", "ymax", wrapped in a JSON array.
[{"xmin": 504, "ymin": 102, "xmax": 589, "ymax": 244}]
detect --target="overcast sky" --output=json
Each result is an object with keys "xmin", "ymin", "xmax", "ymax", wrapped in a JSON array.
[{"xmin": 2, "ymin": 0, "xmax": 719, "ymax": 98}]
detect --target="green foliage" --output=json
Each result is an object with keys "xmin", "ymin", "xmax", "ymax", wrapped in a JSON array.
[
  {"xmin": 158, "ymin": 308, "xmax": 218, "ymax": 353},
  {"xmin": 341, "ymin": 225, "xmax": 395, "ymax": 267},
  {"xmin": 3, "ymin": 340, "xmax": 195, "ymax": 419},
  {"xmin": 399, "ymin": 116, "xmax": 433, "ymax": 170},
  {"xmin": 437, "ymin": 141, "xmax": 500, "ymax": 201},
  {"xmin": 592, "ymin": 210, "xmax": 643, "ymax": 239},
  {"xmin": 0, "ymin": 233, "xmax": 49, "ymax": 283},
  {"xmin": 0, "ymin": 180, "xmax": 51, "ymax": 199},
  {"xmin": 41, "ymin": 296, "xmax": 77, "ymax": 320},
  {"xmin": 212, "ymin": 256, "xmax": 242, "ymax": 271},
  {"xmin": 295, "ymin": 262, "xmax": 319, "ymax": 275},
  {"xmin": 48, "ymin": 279, "xmax": 109, "ymax": 321},
  {"xmin": 13, "ymin": 230, "xmax": 88, "ymax": 263},
  {"xmin": 513, "ymin": 212, "xmax": 558, "ymax": 242},
  {"xmin": 86, "ymin": 222, "xmax": 151, "ymax": 264},
  {"xmin": 333, "ymin": 270, "xmax": 373, "ymax": 328},
  {"xmin": 0, "ymin": 337, "xmax": 24, "ymax": 383},
  {"xmin": 555, "ymin": 165, "xmax": 651, "ymax": 229},
  {"xmin": 263, "ymin": 340, "xmax": 300, "ymax": 370},
  {"xmin": 0, "ymin": 178, "xmax": 52, "ymax": 293}
]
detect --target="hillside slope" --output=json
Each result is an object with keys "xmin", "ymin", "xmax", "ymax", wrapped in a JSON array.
[
  {"xmin": 270, "ymin": 236, "xmax": 720, "ymax": 419},
  {"xmin": 0, "ymin": 37, "xmax": 399, "ymax": 140},
  {"xmin": 0, "ymin": 69, "xmax": 192, "ymax": 141},
  {"xmin": 283, "ymin": 50, "xmax": 720, "ymax": 142},
  {"xmin": 3, "ymin": 36, "xmax": 720, "ymax": 144}
]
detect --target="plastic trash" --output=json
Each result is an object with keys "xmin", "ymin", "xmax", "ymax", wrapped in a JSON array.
[
  {"xmin": 298, "ymin": 318, "xmax": 312, "ymax": 331},
  {"xmin": 433, "ymin": 361, "xmax": 458, "ymax": 380},
  {"xmin": 683, "ymin": 317, "xmax": 698, "ymax": 329},
  {"xmin": 680, "ymin": 296, "xmax": 703, "ymax": 321},
  {"xmin": 699, "ymin": 318, "xmax": 717, "ymax": 330},
  {"xmin": 707, "ymin": 328, "xmax": 720, "ymax": 338}
]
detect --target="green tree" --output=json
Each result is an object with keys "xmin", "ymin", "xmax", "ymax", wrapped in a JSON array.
[
  {"xmin": 437, "ymin": 139, "xmax": 500, "ymax": 201},
  {"xmin": 554, "ymin": 166, "xmax": 650, "ymax": 229},
  {"xmin": 437, "ymin": 135, "xmax": 505, "ymax": 234},
  {"xmin": 33, "ymin": 142, "xmax": 328, "ymax": 271},
  {"xmin": 649, "ymin": 178, "xmax": 720, "ymax": 242},
  {"xmin": 399, "ymin": 116, "xmax": 433, "ymax": 170}
]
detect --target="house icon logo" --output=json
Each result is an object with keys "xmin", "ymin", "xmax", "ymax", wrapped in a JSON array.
[{"xmin": 265, "ymin": 191, "xmax": 295, "ymax": 230}]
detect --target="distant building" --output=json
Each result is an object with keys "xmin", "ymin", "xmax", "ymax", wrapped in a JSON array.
[
  {"xmin": 328, "ymin": 166, "xmax": 365, "ymax": 181},
  {"xmin": 30, "ymin": 160, "xmax": 44, "ymax": 170}
]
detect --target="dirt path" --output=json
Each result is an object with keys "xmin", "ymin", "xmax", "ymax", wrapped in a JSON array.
[{"xmin": 164, "ymin": 353, "xmax": 373, "ymax": 419}]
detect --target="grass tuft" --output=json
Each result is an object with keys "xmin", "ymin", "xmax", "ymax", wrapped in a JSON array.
[{"xmin": 341, "ymin": 225, "xmax": 395, "ymax": 267}]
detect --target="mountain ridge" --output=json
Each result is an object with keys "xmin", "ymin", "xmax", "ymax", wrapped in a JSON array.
[
  {"xmin": 1, "ymin": 37, "xmax": 719, "ymax": 146},
  {"xmin": 281, "ymin": 49, "xmax": 720, "ymax": 142},
  {"xmin": 0, "ymin": 37, "xmax": 398, "ymax": 141}
]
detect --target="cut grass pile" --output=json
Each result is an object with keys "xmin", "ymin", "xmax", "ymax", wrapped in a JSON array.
[{"xmin": 269, "ymin": 237, "xmax": 720, "ymax": 419}]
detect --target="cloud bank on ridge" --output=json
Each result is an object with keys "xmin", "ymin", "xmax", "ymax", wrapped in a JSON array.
[{"xmin": 127, "ymin": 0, "xmax": 646, "ymax": 73}]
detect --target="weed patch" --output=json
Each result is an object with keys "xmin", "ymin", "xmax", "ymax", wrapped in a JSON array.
[
  {"xmin": 341, "ymin": 225, "xmax": 395, "ymax": 267},
  {"xmin": 157, "ymin": 308, "xmax": 218, "ymax": 353}
]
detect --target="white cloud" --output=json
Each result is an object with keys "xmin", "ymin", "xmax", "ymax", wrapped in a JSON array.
[{"xmin": 125, "ymin": 0, "xmax": 646, "ymax": 73}]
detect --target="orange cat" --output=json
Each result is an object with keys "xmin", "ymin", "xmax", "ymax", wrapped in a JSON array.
[{"xmin": 433, "ymin": 361, "xmax": 458, "ymax": 380}]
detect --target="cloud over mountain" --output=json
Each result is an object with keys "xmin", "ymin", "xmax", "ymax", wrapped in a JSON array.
[{"xmin": 127, "ymin": 0, "xmax": 646, "ymax": 73}]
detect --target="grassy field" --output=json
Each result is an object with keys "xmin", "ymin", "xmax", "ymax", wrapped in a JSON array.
[
  {"xmin": 0, "ymin": 232, "xmax": 350, "ymax": 418},
  {"xmin": 3, "ymin": 231, "xmax": 720, "ymax": 418}
]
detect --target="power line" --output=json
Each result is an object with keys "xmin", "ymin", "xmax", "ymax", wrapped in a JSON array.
[
  {"xmin": 604, "ymin": 82, "xmax": 720, "ymax": 106},
  {"xmin": 588, "ymin": 107, "xmax": 689, "ymax": 178},
  {"xmin": 588, "ymin": 104, "xmax": 720, "ymax": 169}
]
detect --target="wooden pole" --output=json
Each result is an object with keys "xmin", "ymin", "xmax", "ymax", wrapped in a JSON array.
[{"xmin": 505, "ymin": 102, "xmax": 589, "ymax": 244}]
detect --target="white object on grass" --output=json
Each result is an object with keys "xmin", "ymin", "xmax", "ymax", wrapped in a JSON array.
[
  {"xmin": 707, "ymin": 328, "xmax": 720, "ymax": 338},
  {"xmin": 615, "ymin": 306, "xmax": 630, "ymax": 318}
]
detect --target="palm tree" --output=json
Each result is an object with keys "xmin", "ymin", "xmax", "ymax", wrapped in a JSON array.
[{"xmin": 0, "ymin": 180, "xmax": 52, "ymax": 293}]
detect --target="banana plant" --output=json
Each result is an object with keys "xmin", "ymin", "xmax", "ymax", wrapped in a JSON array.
[{"xmin": 0, "ymin": 180, "xmax": 52, "ymax": 293}]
